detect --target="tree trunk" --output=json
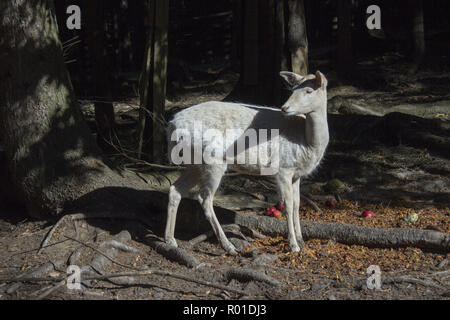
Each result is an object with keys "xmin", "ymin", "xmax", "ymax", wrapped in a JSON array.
[
  {"xmin": 137, "ymin": 0, "xmax": 156, "ymax": 159},
  {"xmin": 0, "ymin": 0, "xmax": 139, "ymax": 217},
  {"xmin": 242, "ymin": 0, "xmax": 259, "ymax": 88},
  {"xmin": 286, "ymin": 0, "xmax": 308, "ymax": 76},
  {"xmin": 229, "ymin": 0, "xmax": 307, "ymax": 105},
  {"xmin": 137, "ymin": 0, "xmax": 169, "ymax": 163},
  {"xmin": 231, "ymin": 0, "xmax": 243, "ymax": 72},
  {"xmin": 257, "ymin": 0, "xmax": 275, "ymax": 103},
  {"xmin": 84, "ymin": 0, "xmax": 116, "ymax": 153},
  {"xmin": 151, "ymin": 0, "xmax": 169, "ymax": 164},
  {"xmin": 337, "ymin": 0, "xmax": 353, "ymax": 78},
  {"xmin": 410, "ymin": 0, "xmax": 425, "ymax": 73},
  {"xmin": 274, "ymin": 0, "xmax": 288, "ymax": 106}
]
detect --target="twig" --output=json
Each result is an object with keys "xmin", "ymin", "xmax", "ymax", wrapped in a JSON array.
[
  {"xmin": 64, "ymin": 236, "xmax": 143, "ymax": 271},
  {"xmin": 38, "ymin": 213, "xmax": 153, "ymax": 253},
  {"xmin": 105, "ymin": 136, "xmax": 183, "ymax": 171},
  {"xmin": 3, "ymin": 260, "xmax": 65, "ymax": 295},
  {"xmin": 36, "ymin": 280, "xmax": 66, "ymax": 300},
  {"xmin": 432, "ymin": 270, "xmax": 450, "ymax": 277},
  {"xmin": 383, "ymin": 276, "xmax": 445, "ymax": 290},
  {"xmin": 437, "ymin": 258, "xmax": 448, "ymax": 269},
  {"xmin": 0, "ymin": 270, "xmax": 248, "ymax": 296},
  {"xmin": 4, "ymin": 239, "xmax": 71, "ymax": 258},
  {"xmin": 188, "ymin": 224, "xmax": 242, "ymax": 246},
  {"xmin": 301, "ymin": 193, "xmax": 322, "ymax": 213},
  {"xmin": 38, "ymin": 214, "xmax": 74, "ymax": 253}
]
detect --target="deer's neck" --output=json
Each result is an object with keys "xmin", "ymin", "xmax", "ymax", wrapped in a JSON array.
[{"xmin": 304, "ymin": 108, "xmax": 329, "ymax": 149}]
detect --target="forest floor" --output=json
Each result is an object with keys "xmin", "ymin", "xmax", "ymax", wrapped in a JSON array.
[{"xmin": 0, "ymin": 52, "xmax": 449, "ymax": 300}]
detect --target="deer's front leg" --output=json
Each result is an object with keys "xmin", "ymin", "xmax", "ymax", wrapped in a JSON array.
[
  {"xmin": 277, "ymin": 171, "xmax": 300, "ymax": 252},
  {"xmin": 292, "ymin": 178, "xmax": 305, "ymax": 248}
]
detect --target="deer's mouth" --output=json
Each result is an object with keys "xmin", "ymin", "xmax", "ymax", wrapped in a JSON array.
[{"xmin": 282, "ymin": 110, "xmax": 304, "ymax": 117}]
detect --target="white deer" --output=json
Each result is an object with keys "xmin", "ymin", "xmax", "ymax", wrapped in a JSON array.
[{"xmin": 165, "ymin": 71, "xmax": 329, "ymax": 255}]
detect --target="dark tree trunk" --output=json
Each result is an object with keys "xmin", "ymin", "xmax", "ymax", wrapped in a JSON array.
[
  {"xmin": 286, "ymin": 0, "xmax": 308, "ymax": 76},
  {"xmin": 241, "ymin": 0, "xmax": 259, "ymax": 88},
  {"xmin": 137, "ymin": 0, "xmax": 156, "ymax": 159},
  {"xmin": 257, "ymin": 0, "xmax": 275, "ymax": 103},
  {"xmin": 229, "ymin": 0, "xmax": 308, "ymax": 106},
  {"xmin": 84, "ymin": 0, "xmax": 116, "ymax": 153},
  {"xmin": 231, "ymin": 0, "xmax": 243, "ymax": 72},
  {"xmin": 151, "ymin": 0, "xmax": 169, "ymax": 163},
  {"xmin": 410, "ymin": 0, "xmax": 425, "ymax": 73},
  {"xmin": 137, "ymin": 0, "xmax": 169, "ymax": 163},
  {"xmin": 337, "ymin": 0, "xmax": 353, "ymax": 78},
  {"xmin": 0, "ymin": 0, "xmax": 134, "ymax": 217},
  {"xmin": 274, "ymin": 0, "xmax": 288, "ymax": 106}
]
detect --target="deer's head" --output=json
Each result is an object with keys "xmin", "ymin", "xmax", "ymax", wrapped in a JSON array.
[{"xmin": 279, "ymin": 71, "xmax": 328, "ymax": 116}]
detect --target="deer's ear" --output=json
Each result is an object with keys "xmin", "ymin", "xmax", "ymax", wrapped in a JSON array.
[
  {"xmin": 315, "ymin": 71, "xmax": 328, "ymax": 89},
  {"xmin": 279, "ymin": 71, "xmax": 305, "ymax": 89}
]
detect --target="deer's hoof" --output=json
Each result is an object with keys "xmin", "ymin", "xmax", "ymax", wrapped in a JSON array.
[
  {"xmin": 297, "ymin": 238, "xmax": 306, "ymax": 248},
  {"xmin": 290, "ymin": 243, "xmax": 301, "ymax": 253},
  {"xmin": 165, "ymin": 238, "xmax": 178, "ymax": 248},
  {"xmin": 225, "ymin": 244, "xmax": 239, "ymax": 256}
]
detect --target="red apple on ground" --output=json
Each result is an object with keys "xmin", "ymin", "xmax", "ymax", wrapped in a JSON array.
[
  {"xmin": 272, "ymin": 210, "xmax": 282, "ymax": 218},
  {"xmin": 361, "ymin": 210, "xmax": 374, "ymax": 218},
  {"xmin": 266, "ymin": 206, "xmax": 276, "ymax": 216},
  {"xmin": 325, "ymin": 198, "xmax": 336, "ymax": 208}
]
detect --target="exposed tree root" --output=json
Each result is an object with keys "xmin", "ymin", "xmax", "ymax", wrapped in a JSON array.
[
  {"xmin": 35, "ymin": 280, "xmax": 66, "ymax": 300},
  {"xmin": 5, "ymin": 260, "xmax": 65, "ymax": 295},
  {"xmin": 230, "ymin": 212, "xmax": 450, "ymax": 252},
  {"xmin": 144, "ymin": 191, "xmax": 450, "ymax": 252},
  {"xmin": 65, "ymin": 233, "xmax": 141, "ymax": 272},
  {"xmin": 75, "ymin": 231, "xmax": 141, "ymax": 287},
  {"xmin": 133, "ymin": 224, "xmax": 202, "ymax": 268},
  {"xmin": 0, "ymin": 269, "xmax": 249, "ymax": 297},
  {"xmin": 383, "ymin": 276, "xmax": 446, "ymax": 290},
  {"xmin": 38, "ymin": 212, "xmax": 153, "ymax": 253},
  {"xmin": 143, "ymin": 235, "xmax": 201, "ymax": 269},
  {"xmin": 226, "ymin": 267, "xmax": 282, "ymax": 287}
]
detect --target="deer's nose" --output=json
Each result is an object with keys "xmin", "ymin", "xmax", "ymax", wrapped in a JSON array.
[{"xmin": 281, "ymin": 105, "xmax": 290, "ymax": 113}]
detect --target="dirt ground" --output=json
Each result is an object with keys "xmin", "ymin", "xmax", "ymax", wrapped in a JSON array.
[{"xmin": 0, "ymin": 54, "xmax": 449, "ymax": 300}]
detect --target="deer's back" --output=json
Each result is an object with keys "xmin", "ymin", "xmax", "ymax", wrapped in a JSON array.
[{"xmin": 168, "ymin": 101, "xmax": 314, "ymax": 171}]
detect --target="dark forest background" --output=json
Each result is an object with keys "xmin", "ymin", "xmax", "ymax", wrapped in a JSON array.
[{"xmin": 53, "ymin": 0, "xmax": 450, "ymax": 161}]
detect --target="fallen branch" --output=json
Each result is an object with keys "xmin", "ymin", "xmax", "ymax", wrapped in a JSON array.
[
  {"xmin": 141, "ymin": 190, "xmax": 450, "ymax": 252},
  {"xmin": 225, "ymin": 268, "xmax": 282, "ymax": 287},
  {"xmin": 230, "ymin": 212, "xmax": 450, "ymax": 252}
]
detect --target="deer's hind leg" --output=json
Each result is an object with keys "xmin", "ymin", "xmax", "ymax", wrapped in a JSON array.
[
  {"xmin": 198, "ymin": 164, "xmax": 238, "ymax": 255},
  {"xmin": 165, "ymin": 165, "xmax": 201, "ymax": 247}
]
